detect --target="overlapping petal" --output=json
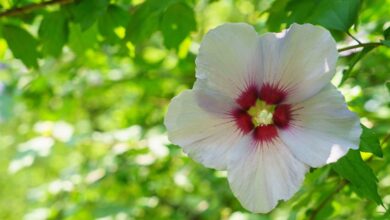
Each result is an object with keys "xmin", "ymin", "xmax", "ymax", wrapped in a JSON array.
[
  {"xmin": 196, "ymin": 23, "xmax": 338, "ymax": 104},
  {"xmin": 227, "ymin": 136, "xmax": 308, "ymax": 213},
  {"xmin": 195, "ymin": 23, "xmax": 261, "ymax": 99},
  {"xmin": 164, "ymin": 89, "xmax": 240, "ymax": 170},
  {"xmin": 256, "ymin": 23, "xmax": 339, "ymax": 103},
  {"xmin": 278, "ymin": 84, "xmax": 361, "ymax": 167}
]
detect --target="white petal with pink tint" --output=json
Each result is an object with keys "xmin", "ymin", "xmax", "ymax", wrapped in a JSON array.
[
  {"xmin": 227, "ymin": 136, "xmax": 308, "ymax": 213},
  {"xmin": 165, "ymin": 23, "xmax": 362, "ymax": 213},
  {"xmin": 164, "ymin": 90, "xmax": 240, "ymax": 170},
  {"xmin": 279, "ymin": 84, "xmax": 361, "ymax": 167},
  {"xmin": 196, "ymin": 23, "xmax": 261, "ymax": 99},
  {"xmin": 256, "ymin": 23, "xmax": 338, "ymax": 103}
]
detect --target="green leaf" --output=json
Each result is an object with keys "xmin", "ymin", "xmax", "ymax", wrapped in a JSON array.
[
  {"xmin": 98, "ymin": 5, "xmax": 129, "ymax": 43},
  {"xmin": 161, "ymin": 3, "xmax": 196, "ymax": 49},
  {"xmin": 126, "ymin": 2, "xmax": 162, "ymax": 45},
  {"xmin": 1, "ymin": 25, "xmax": 40, "ymax": 68},
  {"xmin": 359, "ymin": 124, "xmax": 383, "ymax": 157},
  {"xmin": 68, "ymin": 23, "xmax": 98, "ymax": 55},
  {"xmin": 286, "ymin": 0, "xmax": 362, "ymax": 31},
  {"xmin": 125, "ymin": 0, "xmax": 179, "ymax": 45},
  {"xmin": 309, "ymin": 0, "xmax": 361, "ymax": 31},
  {"xmin": 382, "ymin": 40, "xmax": 390, "ymax": 47},
  {"xmin": 70, "ymin": 0, "xmax": 109, "ymax": 31},
  {"xmin": 286, "ymin": 0, "xmax": 316, "ymax": 24},
  {"xmin": 340, "ymin": 46, "xmax": 374, "ymax": 85},
  {"xmin": 384, "ymin": 26, "xmax": 390, "ymax": 40},
  {"xmin": 332, "ymin": 150, "xmax": 382, "ymax": 205},
  {"xmin": 386, "ymin": 81, "xmax": 390, "ymax": 93},
  {"xmin": 266, "ymin": 0, "xmax": 290, "ymax": 31},
  {"xmin": 0, "ymin": 87, "xmax": 12, "ymax": 122},
  {"xmin": 38, "ymin": 11, "xmax": 69, "ymax": 57}
]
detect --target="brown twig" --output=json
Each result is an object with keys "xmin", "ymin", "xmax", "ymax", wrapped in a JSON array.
[
  {"xmin": 0, "ymin": 0, "xmax": 74, "ymax": 18},
  {"xmin": 309, "ymin": 180, "xmax": 348, "ymax": 220},
  {"xmin": 338, "ymin": 42, "xmax": 383, "ymax": 52}
]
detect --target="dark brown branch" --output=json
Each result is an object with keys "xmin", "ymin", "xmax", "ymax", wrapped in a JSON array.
[
  {"xmin": 0, "ymin": 0, "xmax": 74, "ymax": 18},
  {"xmin": 338, "ymin": 42, "xmax": 383, "ymax": 52},
  {"xmin": 309, "ymin": 180, "xmax": 348, "ymax": 220}
]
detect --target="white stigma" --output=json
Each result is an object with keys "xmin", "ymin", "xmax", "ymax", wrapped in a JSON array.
[
  {"xmin": 247, "ymin": 100, "xmax": 275, "ymax": 126},
  {"xmin": 256, "ymin": 109, "xmax": 273, "ymax": 125}
]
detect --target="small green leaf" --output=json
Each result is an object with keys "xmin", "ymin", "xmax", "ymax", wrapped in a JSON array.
[
  {"xmin": 98, "ymin": 5, "xmax": 129, "ymax": 43},
  {"xmin": 309, "ymin": 0, "xmax": 361, "ymax": 31},
  {"xmin": 266, "ymin": 0, "xmax": 290, "ymax": 31},
  {"xmin": 286, "ymin": 0, "xmax": 317, "ymax": 25},
  {"xmin": 359, "ymin": 124, "xmax": 383, "ymax": 157},
  {"xmin": 68, "ymin": 23, "xmax": 98, "ymax": 55},
  {"xmin": 384, "ymin": 26, "xmax": 390, "ymax": 40},
  {"xmin": 161, "ymin": 3, "xmax": 196, "ymax": 49},
  {"xmin": 125, "ymin": 0, "xmax": 180, "ymax": 45},
  {"xmin": 382, "ymin": 40, "xmax": 390, "ymax": 48},
  {"xmin": 286, "ymin": 0, "xmax": 362, "ymax": 32},
  {"xmin": 126, "ymin": 1, "xmax": 162, "ymax": 45},
  {"xmin": 70, "ymin": 0, "xmax": 109, "ymax": 31},
  {"xmin": 386, "ymin": 81, "xmax": 390, "ymax": 93},
  {"xmin": 39, "ymin": 11, "xmax": 69, "ymax": 57},
  {"xmin": 332, "ymin": 150, "xmax": 382, "ymax": 205},
  {"xmin": 0, "ymin": 87, "xmax": 12, "ymax": 122},
  {"xmin": 2, "ymin": 25, "xmax": 40, "ymax": 68}
]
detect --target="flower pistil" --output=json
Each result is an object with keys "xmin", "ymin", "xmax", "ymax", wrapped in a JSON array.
[{"xmin": 247, "ymin": 100, "xmax": 275, "ymax": 126}]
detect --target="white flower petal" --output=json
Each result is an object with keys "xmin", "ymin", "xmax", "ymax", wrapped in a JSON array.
[
  {"xmin": 227, "ymin": 136, "xmax": 308, "ymax": 213},
  {"xmin": 164, "ymin": 90, "xmax": 240, "ymax": 170},
  {"xmin": 279, "ymin": 84, "xmax": 361, "ymax": 167},
  {"xmin": 195, "ymin": 23, "xmax": 260, "ymax": 98},
  {"xmin": 257, "ymin": 23, "xmax": 338, "ymax": 103}
]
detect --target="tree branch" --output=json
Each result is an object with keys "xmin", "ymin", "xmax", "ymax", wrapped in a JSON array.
[
  {"xmin": 0, "ymin": 0, "xmax": 74, "ymax": 18},
  {"xmin": 338, "ymin": 42, "xmax": 383, "ymax": 52},
  {"xmin": 309, "ymin": 180, "xmax": 348, "ymax": 220}
]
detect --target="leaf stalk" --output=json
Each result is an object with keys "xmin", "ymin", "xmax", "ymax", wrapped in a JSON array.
[{"xmin": 338, "ymin": 42, "xmax": 382, "ymax": 52}]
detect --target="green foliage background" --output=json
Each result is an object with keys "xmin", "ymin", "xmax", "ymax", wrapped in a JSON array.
[{"xmin": 0, "ymin": 0, "xmax": 389, "ymax": 219}]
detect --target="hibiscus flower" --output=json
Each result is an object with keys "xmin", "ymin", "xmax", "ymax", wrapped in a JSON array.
[{"xmin": 164, "ymin": 23, "xmax": 361, "ymax": 213}]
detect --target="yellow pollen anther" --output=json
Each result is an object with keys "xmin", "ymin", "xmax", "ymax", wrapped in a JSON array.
[{"xmin": 247, "ymin": 100, "xmax": 275, "ymax": 126}]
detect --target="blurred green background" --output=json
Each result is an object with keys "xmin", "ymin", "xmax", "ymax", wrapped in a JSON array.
[{"xmin": 0, "ymin": 0, "xmax": 389, "ymax": 219}]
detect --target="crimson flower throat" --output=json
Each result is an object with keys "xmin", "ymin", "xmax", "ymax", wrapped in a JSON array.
[{"xmin": 232, "ymin": 83, "xmax": 292, "ymax": 142}]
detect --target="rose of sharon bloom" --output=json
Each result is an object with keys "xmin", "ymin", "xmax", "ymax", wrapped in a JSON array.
[{"xmin": 164, "ymin": 23, "xmax": 361, "ymax": 213}]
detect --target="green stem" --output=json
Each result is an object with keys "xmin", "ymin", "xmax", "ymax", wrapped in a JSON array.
[
  {"xmin": 338, "ymin": 42, "xmax": 382, "ymax": 52},
  {"xmin": 309, "ymin": 180, "xmax": 348, "ymax": 220},
  {"xmin": 346, "ymin": 31, "xmax": 362, "ymax": 45}
]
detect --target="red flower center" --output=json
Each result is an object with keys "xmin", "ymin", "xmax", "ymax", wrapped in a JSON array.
[{"xmin": 231, "ymin": 83, "xmax": 292, "ymax": 142}]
